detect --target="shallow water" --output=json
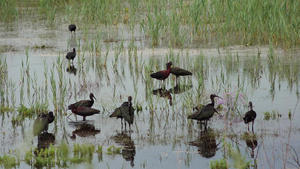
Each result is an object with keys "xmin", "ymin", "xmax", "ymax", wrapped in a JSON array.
[{"xmin": 0, "ymin": 17, "xmax": 300, "ymax": 169}]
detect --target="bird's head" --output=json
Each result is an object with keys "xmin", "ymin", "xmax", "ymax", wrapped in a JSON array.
[
  {"xmin": 166, "ymin": 62, "xmax": 173, "ymax": 69},
  {"xmin": 48, "ymin": 111, "xmax": 54, "ymax": 117},
  {"xmin": 90, "ymin": 93, "xmax": 97, "ymax": 101}
]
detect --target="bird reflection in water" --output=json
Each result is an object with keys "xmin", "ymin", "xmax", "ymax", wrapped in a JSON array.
[
  {"xmin": 189, "ymin": 129, "xmax": 220, "ymax": 158},
  {"xmin": 112, "ymin": 132, "xmax": 136, "ymax": 167},
  {"xmin": 35, "ymin": 132, "xmax": 55, "ymax": 155},
  {"xmin": 168, "ymin": 84, "xmax": 192, "ymax": 95},
  {"xmin": 244, "ymin": 132, "xmax": 258, "ymax": 158},
  {"xmin": 69, "ymin": 122, "xmax": 100, "ymax": 140},
  {"xmin": 153, "ymin": 88, "xmax": 172, "ymax": 106},
  {"xmin": 66, "ymin": 65, "xmax": 77, "ymax": 75}
]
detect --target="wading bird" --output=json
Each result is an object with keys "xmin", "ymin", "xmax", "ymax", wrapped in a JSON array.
[
  {"xmin": 150, "ymin": 62, "xmax": 173, "ymax": 87},
  {"xmin": 109, "ymin": 96, "xmax": 135, "ymax": 131},
  {"xmin": 69, "ymin": 24, "xmax": 76, "ymax": 33},
  {"xmin": 68, "ymin": 93, "xmax": 96, "ymax": 110},
  {"xmin": 121, "ymin": 96, "xmax": 135, "ymax": 131},
  {"xmin": 69, "ymin": 105, "xmax": 100, "ymax": 121},
  {"xmin": 33, "ymin": 111, "xmax": 55, "ymax": 136},
  {"xmin": 243, "ymin": 101, "xmax": 257, "ymax": 132},
  {"xmin": 170, "ymin": 66, "xmax": 192, "ymax": 85},
  {"xmin": 66, "ymin": 48, "xmax": 76, "ymax": 64},
  {"xmin": 188, "ymin": 94, "xmax": 221, "ymax": 129}
]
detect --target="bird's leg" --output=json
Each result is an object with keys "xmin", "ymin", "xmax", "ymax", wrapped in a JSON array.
[
  {"xmin": 252, "ymin": 121, "xmax": 254, "ymax": 132},
  {"xmin": 83, "ymin": 116, "xmax": 86, "ymax": 121},
  {"xmin": 248, "ymin": 123, "xmax": 250, "ymax": 131}
]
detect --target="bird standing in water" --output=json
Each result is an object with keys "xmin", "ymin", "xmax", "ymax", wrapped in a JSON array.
[
  {"xmin": 69, "ymin": 24, "xmax": 76, "ymax": 33},
  {"xmin": 188, "ymin": 94, "xmax": 221, "ymax": 129},
  {"xmin": 68, "ymin": 93, "xmax": 96, "ymax": 110},
  {"xmin": 33, "ymin": 111, "xmax": 55, "ymax": 136},
  {"xmin": 243, "ymin": 101, "xmax": 257, "ymax": 132},
  {"xmin": 121, "ymin": 96, "xmax": 135, "ymax": 131},
  {"xmin": 69, "ymin": 105, "xmax": 100, "ymax": 121},
  {"xmin": 150, "ymin": 62, "xmax": 173, "ymax": 87},
  {"xmin": 170, "ymin": 66, "xmax": 192, "ymax": 85},
  {"xmin": 66, "ymin": 48, "xmax": 76, "ymax": 64}
]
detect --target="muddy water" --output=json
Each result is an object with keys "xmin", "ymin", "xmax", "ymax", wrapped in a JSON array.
[{"xmin": 0, "ymin": 19, "xmax": 300, "ymax": 169}]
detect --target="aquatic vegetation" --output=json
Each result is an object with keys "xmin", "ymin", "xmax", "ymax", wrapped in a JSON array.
[
  {"xmin": 0, "ymin": 154, "xmax": 20, "ymax": 169},
  {"xmin": 263, "ymin": 110, "xmax": 282, "ymax": 121},
  {"xmin": 106, "ymin": 145, "xmax": 122, "ymax": 156}
]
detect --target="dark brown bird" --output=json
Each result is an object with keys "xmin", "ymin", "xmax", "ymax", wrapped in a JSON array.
[
  {"xmin": 170, "ymin": 67, "xmax": 192, "ymax": 84},
  {"xmin": 66, "ymin": 48, "xmax": 76, "ymax": 64},
  {"xmin": 243, "ymin": 101, "xmax": 257, "ymax": 132},
  {"xmin": 121, "ymin": 96, "xmax": 135, "ymax": 131},
  {"xmin": 69, "ymin": 105, "xmax": 100, "ymax": 121},
  {"xmin": 68, "ymin": 93, "xmax": 96, "ymax": 110},
  {"xmin": 188, "ymin": 94, "xmax": 221, "ymax": 129},
  {"xmin": 69, "ymin": 24, "xmax": 76, "ymax": 33},
  {"xmin": 150, "ymin": 62, "xmax": 173, "ymax": 86},
  {"xmin": 33, "ymin": 111, "xmax": 55, "ymax": 136}
]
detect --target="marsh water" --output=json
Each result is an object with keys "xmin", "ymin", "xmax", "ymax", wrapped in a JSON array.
[{"xmin": 1, "ymin": 18, "xmax": 300, "ymax": 169}]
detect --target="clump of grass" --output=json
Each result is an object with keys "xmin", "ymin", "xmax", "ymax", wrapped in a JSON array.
[
  {"xmin": 0, "ymin": 154, "xmax": 20, "ymax": 169},
  {"xmin": 263, "ymin": 110, "xmax": 282, "ymax": 121},
  {"xmin": 106, "ymin": 145, "xmax": 122, "ymax": 155}
]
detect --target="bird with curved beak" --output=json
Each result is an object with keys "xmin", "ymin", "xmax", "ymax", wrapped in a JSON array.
[{"xmin": 188, "ymin": 94, "xmax": 222, "ymax": 130}]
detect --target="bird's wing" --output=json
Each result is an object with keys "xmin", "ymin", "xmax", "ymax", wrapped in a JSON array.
[
  {"xmin": 109, "ymin": 107, "xmax": 122, "ymax": 118},
  {"xmin": 150, "ymin": 71, "xmax": 164, "ymax": 79},
  {"xmin": 33, "ymin": 116, "xmax": 48, "ymax": 136}
]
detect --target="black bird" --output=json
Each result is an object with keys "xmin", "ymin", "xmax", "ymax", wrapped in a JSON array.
[
  {"xmin": 188, "ymin": 94, "xmax": 221, "ymax": 129},
  {"xmin": 69, "ymin": 24, "xmax": 76, "ymax": 33},
  {"xmin": 66, "ymin": 48, "xmax": 76, "ymax": 64},
  {"xmin": 33, "ymin": 111, "xmax": 55, "ymax": 136},
  {"xmin": 69, "ymin": 105, "xmax": 100, "ymax": 121},
  {"xmin": 68, "ymin": 93, "xmax": 96, "ymax": 110},
  {"xmin": 170, "ymin": 66, "xmax": 192, "ymax": 85},
  {"xmin": 121, "ymin": 96, "xmax": 135, "ymax": 131},
  {"xmin": 150, "ymin": 62, "xmax": 173, "ymax": 87},
  {"xmin": 243, "ymin": 101, "xmax": 257, "ymax": 132}
]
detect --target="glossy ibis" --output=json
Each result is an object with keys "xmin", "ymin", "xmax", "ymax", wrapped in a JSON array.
[
  {"xmin": 188, "ymin": 94, "xmax": 221, "ymax": 129},
  {"xmin": 69, "ymin": 105, "xmax": 100, "ymax": 121},
  {"xmin": 66, "ymin": 48, "xmax": 76, "ymax": 64},
  {"xmin": 150, "ymin": 62, "xmax": 173, "ymax": 87},
  {"xmin": 121, "ymin": 96, "xmax": 135, "ymax": 131},
  {"xmin": 170, "ymin": 66, "xmax": 192, "ymax": 85},
  {"xmin": 243, "ymin": 101, "xmax": 257, "ymax": 132},
  {"xmin": 68, "ymin": 93, "xmax": 96, "ymax": 110},
  {"xmin": 33, "ymin": 111, "xmax": 55, "ymax": 136},
  {"xmin": 69, "ymin": 24, "xmax": 76, "ymax": 33}
]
